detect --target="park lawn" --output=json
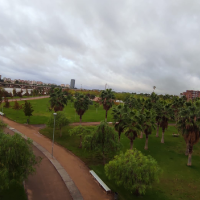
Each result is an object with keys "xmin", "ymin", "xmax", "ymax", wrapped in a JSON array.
[
  {"xmin": 0, "ymin": 182, "xmax": 27, "ymax": 200},
  {"xmin": 40, "ymin": 125, "xmax": 200, "ymax": 200},
  {"xmin": 2, "ymin": 98, "xmax": 113, "ymax": 124}
]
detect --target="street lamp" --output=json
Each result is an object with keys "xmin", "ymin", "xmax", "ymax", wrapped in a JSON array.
[
  {"xmin": 2, "ymin": 97, "xmax": 4, "ymax": 121},
  {"xmin": 51, "ymin": 113, "xmax": 57, "ymax": 158}
]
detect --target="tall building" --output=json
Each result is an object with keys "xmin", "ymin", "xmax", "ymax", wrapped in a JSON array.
[
  {"xmin": 0, "ymin": 75, "xmax": 1, "ymax": 80},
  {"xmin": 182, "ymin": 90, "xmax": 200, "ymax": 101},
  {"xmin": 70, "ymin": 79, "xmax": 75, "ymax": 89}
]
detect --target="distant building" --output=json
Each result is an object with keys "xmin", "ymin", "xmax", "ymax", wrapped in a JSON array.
[
  {"xmin": 70, "ymin": 79, "xmax": 75, "ymax": 89},
  {"xmin": 66, "ymin": 84, "xmax": 70, "ymax": 88},
  {"xmin": 182, "ymin": 90, "xmax": 200, "ymax": 101},
  {"xmin": 0, "ymin": 75, "xmax": 1, "ymax": 80},
  {"xmin": 60, "ymin": 84, "xmax": 65, "ymax": 87}
]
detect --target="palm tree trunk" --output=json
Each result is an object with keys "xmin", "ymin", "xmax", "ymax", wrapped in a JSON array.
[
  {"xmin": 130, "ymin": 140, "xmax": 133, "ymax": 149},
  {"xmin": 161, "ymin": 130, "xmax": 165, "ymax": 143},
  {"xmin": 187, "ymin": 144, "xmax": 193, "ymax": 166},
  {"xmin": 140, "ymin": 131, "xmax": 143, "ymax": 138},
  {"xmin": 185, "ymin": 142, "xmax": 189, "ymax": 156},
  {"xmin": 144, "ymin": 135, "xmax": 148, "ymax": 150},
  {"xmin": 80, "ymin": 115, "xmax": 82, "ymax": 125},
  {"xmin": 118, "ymin": 130, "xmax": 121, "ymax": 142},
  {"xmin": 156, "ymin": 124, "xmax": 159, "ymax": 137},
  {"xmin": 105, "ymin": 110, "xmax": 107, "ymax": 122}
]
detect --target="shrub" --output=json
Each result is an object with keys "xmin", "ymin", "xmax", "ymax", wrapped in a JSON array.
[{"xmin": 105, "ymin": 149, "xmax": 162, "ymax": 195}]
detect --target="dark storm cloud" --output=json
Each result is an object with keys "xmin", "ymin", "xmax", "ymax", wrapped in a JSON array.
[{"xmin": 1, "ymin": 0, "xmax": 200, "ymax": 94}]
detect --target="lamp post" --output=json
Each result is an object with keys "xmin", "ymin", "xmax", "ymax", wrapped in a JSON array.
[
  {"xmin": 51, "ymin": 113, "xmax": 57, "ymax": 158},
  {"xmin": 2, "ymin": 97, "xmax": 4, "ymax": 121}
]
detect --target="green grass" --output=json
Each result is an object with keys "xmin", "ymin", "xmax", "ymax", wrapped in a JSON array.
[
  {"xmin": 0, "ymin": 182, "xmax": 27, "ymax": 200},
  {"xmin": 40, "ymin": 125, "xmax": 200, "ymax": 200},
  {"xmin": 2, "ymin": 98, "xmax": 113, "ymax": 124}
]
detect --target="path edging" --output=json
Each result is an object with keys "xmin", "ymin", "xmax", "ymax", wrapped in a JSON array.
[{"xmin": 8, "ymin": 126, "xmax": 84, "ymax": 200}]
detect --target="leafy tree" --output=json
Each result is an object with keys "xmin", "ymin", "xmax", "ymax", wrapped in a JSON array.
[
  {"xmin": 13, "ymin": 88, "xmax": 17, "ymax": 97},
  {"xmin": 74, "ymin": 94, "xmax": 91, "ymax": 124},
  {"xmin": 23, "ymin": 101, "xmax": 34, "ymax": 124},
  {"xmin": 47, "ymin": 111, "xmax": 70, "ymax": 137},
  {"xmin": 13, "ymin": 100, "xmax": 21, "ymax": 110},
  {"xmin": 124, "ymin": 95, "xmax": 137, "ymax": 109},
  {"xmin": 150, "ymin": 92, "xmax": 159, "ymax": 104},
  {"xmin": 124, "ymin": 110, "xmax": 142, "ymax": 149},
  {"xmin": 3, "ymin": 98, "xmax": 9, "ymax": 108},
  {"xmin": 49, "ymin": 88, "xmax": 67, "ymax": 112},
  {"xmin": 177, "ymin": 101, "xmax": 200, "ymax": 166},
  {"xmin": 83, "ymin": 121, "xmax": 120, "ymax": 164},
  {"xmin": 105, "ymin": 149, "xmax": 162, "ymax": 196},
  {"xmin": 0, "ymin": 133, "xmax": 41, "ymax": 191},
  {"xmin": 69, "ymin": 125, "xmax": 92, "ymax": 148},
  {"xmin": 100, "ymin": 89, "xmax": 115, "ymax": 122},
  {"xmin": 112, "ymin": 104, "xmax": 130, "ymax": 141}
]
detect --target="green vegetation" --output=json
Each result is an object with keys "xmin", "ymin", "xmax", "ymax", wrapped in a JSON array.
[
  {"xmin": 2, "ymin": 98, "xmax": 114, "ymax": 124},
  {"xmin": 105, "ymin": 149, "xmax": 162, "ymax": 195},
  {"xmin": 40, "ymin": 125, "xmax": 200, "ymax": 200},
  {"xmin": 0, "ymin": 182, "xmax": 27, "ymax": 200}
]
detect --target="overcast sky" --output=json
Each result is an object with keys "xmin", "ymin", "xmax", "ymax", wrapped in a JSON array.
[{"xmin": 1, "ymin": 0, "xmax": 200, "ymax": 94}]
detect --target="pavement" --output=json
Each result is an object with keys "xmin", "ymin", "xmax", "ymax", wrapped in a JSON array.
[{"xmin": 5, "ymin": 127, "xmax": 73, "ymax": 200}]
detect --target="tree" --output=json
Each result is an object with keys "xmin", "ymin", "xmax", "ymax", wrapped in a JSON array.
[
  {"xmin": 112, "ymin": 104, "xmax": 130, "ymax": 141},
  {"xmin": 100, "ymin": 89, "xmax": 115, "ymax": 122},
  {"xmin": 124, "ymin": 110, "xmax": 142, "ymax": 149},
  {"xmin": 153, "ymin": 86, "xmax": 156, "ymax": 92},
  {"xmin": 47, "ymin": 111, "xmax": 70, "ymax": 137},
  {"xmin": 69, "ymin": 125, "xmax": 92, "ymax": 148},
  {"xmin": 3, "ymin": 98, "xmax": 9, "ymax": 108},
  {"xmin": 49, "ymin": 88, "xmax": 67, "ymax": 112},
  {"xmin": 143, "ymin": 109, "xmax": 156, "ymax": 150},
  {"xmin": 83, "ymin": 121, "xmax": 120, "ymax": 164},
  {"xmin": 105, "ymin": 149, "xmax": 162, "ymax": 196},
  {"xmin": 94, "ymin": 102, "xmax": 99, "ymax": 113},
  {"xmin": 74, "ymin": 94, "xmax": 91, "ymax": 124},
  {"xmin": 23, "ymin": 101, "xmax": 34, "ymax": 124},
  {"xmin": 177, "ymin": 101, "xmax": 200, "ymax": 166},
  {"xmin": 13, "ymin": 88, "xmax": 17, "ymax": 97},
  {"xmin": 160, "ymin": 103, "xmax": 173, "ymax": 143},
  {"xmin": 0, "ymin": 133, "xmax": 41, "ymax": 191},
  {"xmin": 13, "ymin": 100, "xmax": 21, "ymax": 110}
]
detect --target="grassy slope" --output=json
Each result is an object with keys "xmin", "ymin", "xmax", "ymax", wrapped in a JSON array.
[
  {"xmin": 2, "ymin": 98, "xmax": 113, "ymax": 124},
  {"xmin": 40, "ymin": 125, "xmax": 200, "ymax": 200}
]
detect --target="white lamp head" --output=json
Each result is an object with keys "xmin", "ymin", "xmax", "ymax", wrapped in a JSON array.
[{"xmin": 53, "ymin": 113, "xmax": 57, "ymax": 116}]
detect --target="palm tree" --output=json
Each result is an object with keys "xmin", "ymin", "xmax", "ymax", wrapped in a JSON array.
[
  {"xmin": 177, "ymin": 101, "xmax": 200, "ymax": 166},
  {"xmin": 100, "ymin": 89, "xmax": 115, "ymax": 122},
  {"xmin": 153, "ymin": 86, "xmax": 156, "ymax": 92},
  {"xmin": 112, "ymin": 104, "xmax": 130, "ymax": 141},
  {"xmin": 124, "ymin": 110, "xmax": 142, "ymax": 149},
  {"xmin": 49, "ymin": 88, "xmax": 67, "ymax": 112},
  {"xmin": 160, "ymin": 103, "xmax": 173, "ymax": 143},
  {"xmin": 153, "ymin": 100, "xmax": 163, "ymax": 137},
  {"xmin": 74, "ymin": 93, "xmax": 91, "ymax": 124},
  {"xmin": 143, "ymin": 109, "xmax": 156, "ymax": 150}
]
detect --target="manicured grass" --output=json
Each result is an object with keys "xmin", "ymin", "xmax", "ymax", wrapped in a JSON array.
[
  {"xmin": 40, "ymin": 125, "xmax": 200, "ymax": 200},
  {"xmin": 0, "ymin": 182, "xmax": 27, "ymax": 200},
  {"xmin": 2, "ymin": 98, "xmax": 113, "ymax": 124}
]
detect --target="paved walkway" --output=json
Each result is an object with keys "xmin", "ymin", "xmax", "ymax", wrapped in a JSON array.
[
  {"xmin": 5, "ymin": 127, "xmax": 72, "ymax": 200},
  {"xmin": 3, "ymin": 117, "xmax": 113, "ymax": 200}
]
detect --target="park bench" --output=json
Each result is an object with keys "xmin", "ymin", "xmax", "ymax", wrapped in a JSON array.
[
  {"xmin": 0, "ymin": 112, "xmax": 4, "ymax": 116},
  {"xmin": 89, "ymin": 170, "xmax": 111, "ymax": 193}
]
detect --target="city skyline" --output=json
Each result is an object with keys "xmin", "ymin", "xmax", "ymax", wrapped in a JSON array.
[{"xmin": 1, "ymin": 1, "xmax": 200, "ymax": 94}]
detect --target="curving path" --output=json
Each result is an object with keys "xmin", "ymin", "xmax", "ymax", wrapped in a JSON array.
[
  {"xmin": 3, "ymin": 117, "xmax": 113, "ymax": 200},
  {"xmin": 5, "ymin": 127, "xmax": 72, "ymax": 200}
]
